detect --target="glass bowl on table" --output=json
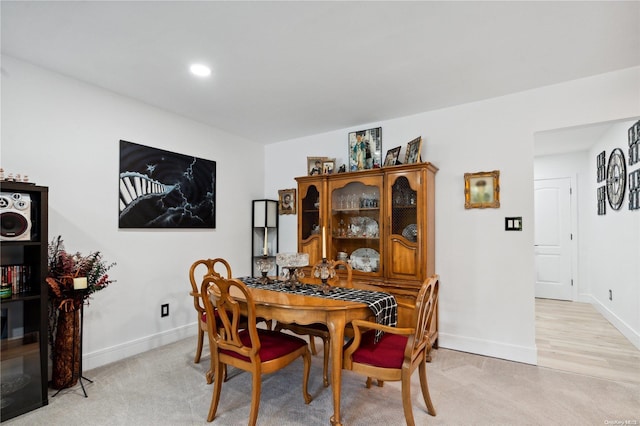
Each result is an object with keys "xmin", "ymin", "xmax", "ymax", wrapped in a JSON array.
[{"xmin": 275, "ymin": 253, "xmax": 309, "ymax": 289}]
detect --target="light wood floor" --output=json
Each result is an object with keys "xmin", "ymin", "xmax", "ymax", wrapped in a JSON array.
[{"xmin": 536, "ymin": 298, "xmax": 640, "ymax": 384}]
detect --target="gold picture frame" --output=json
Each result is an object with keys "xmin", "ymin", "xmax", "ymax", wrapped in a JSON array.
[
  {"xmin": 322, "ymin": 158, "xmax": 335, "ymax": 174},
  {"xmin": 404, "ymin": 136, "xmax": 422, "ymax": 164},
  {"xmin": 278, "ymin": 188, "xmax": 296, "ymax": 215},
  {"xmin": 307, "ymin": 157, "xmax": 325, "ymax": 176},
  {"xmin": 464, "ymin": 170, "xmax": 500, "ymax": 209}
]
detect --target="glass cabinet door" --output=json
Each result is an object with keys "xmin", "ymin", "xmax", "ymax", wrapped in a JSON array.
[
  {"xmin": 329, "ymin": 177, "xmax": 382, "ymax": 277},
  {"xmin": 298, "ymin": 181, "xmax": 323, "ymax": 264},
  {"xmin": 390, "ymin": 176, "xmax": 418, "ymax": 240},
  {"xmin": 386, "ymin": 172, "xmax": 422, "ymax": 280}
]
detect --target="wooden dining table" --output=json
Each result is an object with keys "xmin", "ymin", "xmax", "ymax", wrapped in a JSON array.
[{"xmin": 235, "ymin": 280, "xmax": 383, "ymax": 426}]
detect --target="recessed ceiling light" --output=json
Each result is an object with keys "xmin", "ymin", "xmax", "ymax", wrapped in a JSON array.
[{"xmin": 190, "ymin": 64, "xmax": 211, "ymax": 77}]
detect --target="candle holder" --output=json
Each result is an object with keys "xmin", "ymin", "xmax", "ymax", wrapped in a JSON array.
[
  {"xmin": 312, "ymin": 258, "xmax": 337, "ymax": 294},
  {"xmin": 276, "ymin": 253, "xmax": 309, "ymax": 289},
  {"xmin": 255, "ymin": 255, "xmax": 274, "ymax": 284}
]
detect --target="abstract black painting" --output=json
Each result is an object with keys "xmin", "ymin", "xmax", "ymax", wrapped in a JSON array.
[{"xmin": 118, "ymin": 140, "xmax": 216, "ymax": 228}]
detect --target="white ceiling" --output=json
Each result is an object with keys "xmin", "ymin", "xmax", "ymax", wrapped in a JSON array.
[{"xmin": 2, "ymin": 1, "xmax": 639, "ymax": 146}]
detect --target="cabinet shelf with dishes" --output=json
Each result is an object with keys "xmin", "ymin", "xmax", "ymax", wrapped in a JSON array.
[{"xmin": 296, "ymin": 162, "xmax": 438, "ymax": 338}]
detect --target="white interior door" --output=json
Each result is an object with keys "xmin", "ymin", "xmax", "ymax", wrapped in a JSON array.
[{"xmin": 534, "ymin": 178, "xmax": 572, "ymax": 300}]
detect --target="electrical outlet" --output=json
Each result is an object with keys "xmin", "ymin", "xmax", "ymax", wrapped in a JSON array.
[{"xmin": 161, "ymin": 303, "xmax": 169, "ymax": 317}]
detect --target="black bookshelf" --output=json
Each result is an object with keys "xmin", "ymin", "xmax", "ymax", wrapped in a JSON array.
[{"xmin": 1, "ymin": 182, "xmax": 49, "ymax": 421}]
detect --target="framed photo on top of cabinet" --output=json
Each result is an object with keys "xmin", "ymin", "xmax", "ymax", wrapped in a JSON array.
[
  {"xmin": 278, "ymin": 188, "xmax": 296, "ymax": 215},
  {"xmin": 404, "ymin": 137, "xmax": 422, "ymax": 164},
  {"xmin": 322, "ymin": 159, "xmax": 335, "ymax": 174},
  {"xmin": 307, "ymin": 157, "xmax": 325, "ymax": 176},
  {"xmin": 383, "ymin": 146, "xmax": 401, "ymax": 166},
  {"xmin": 464, "ymin": 170, "xmax": 500, "ymax": 209},
  {"xmin": 348, "ymin": 127, "xmax": 382, "ymax": 171}
]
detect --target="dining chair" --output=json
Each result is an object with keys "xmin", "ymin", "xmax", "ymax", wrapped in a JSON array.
[
  {"xmin": 189, "ymin": 258, "xmax": 233, "ymax": 365},
  {"xmin": 201, "ymin": 274, "xmax": 312, "ymax": 425},
  {"xmin": 274, "ymin": 259, "xmax": 353, "ymax": 387},
  {"xmin": 342, "ymin": 275, "xmax": 439, "ymax": 426}
]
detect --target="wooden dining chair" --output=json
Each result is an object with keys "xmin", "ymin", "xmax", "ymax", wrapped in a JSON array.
[
  {"xmin": 201, "ymin": 274, "xmax": 312, "ymax": 425},
  {"xmin": 274, "ymin": 259, "xmax": 353, "ymax": 387},
  {"xmin": 343, "ymin": 275, "xmax": 439, "ymax": 426},
  {"xmin": 189, "ymin": 258, "xmax": 233, "ymax": 365}
]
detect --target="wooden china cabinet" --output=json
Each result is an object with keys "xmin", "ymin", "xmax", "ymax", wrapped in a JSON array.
[{"xmin": 296, "ymin": 162, "xmax": 438, "ymax": 344}]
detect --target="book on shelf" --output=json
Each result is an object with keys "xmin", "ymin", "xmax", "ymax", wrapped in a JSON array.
[{"xmin": 1, "ymin": 265, "xmax": 33, "ymax": 295}]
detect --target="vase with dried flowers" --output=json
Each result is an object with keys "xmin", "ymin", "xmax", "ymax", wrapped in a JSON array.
[{"xmin": 46, "ymin": 236, "xmax": 116, "ymax": 389}]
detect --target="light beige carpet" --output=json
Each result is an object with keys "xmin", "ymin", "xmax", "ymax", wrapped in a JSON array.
[{"xmin": 4, "ymin": 336, "xmax": 640, "ymax": 425}]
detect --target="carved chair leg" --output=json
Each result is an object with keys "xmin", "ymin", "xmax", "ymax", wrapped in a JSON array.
[
  {"xmin": 308, "ymin": 336, "xmax": 318, "ymax": 355},
  {"xmin": 418, "ymin": 360, "xmax": 436, "ymax": 416},
  {"xmin": 322, "ymin": 336, "xmax": 330, "ymax": 387},
  {"xmin": 302, "ymin": 349, "xmax": 313, "ymax": 404},
  {"xmin": 401, "ymin": 368, "xmax": 415, "ymax": 426},
  {"xmin": 195, "ymin": 327, "xmax": 205, "ymax": 364},
  {"xmin": 366, "ymin": 377, "xmax": 384, "ymax": 388},
  {"xmin": 207, "ymin": 362, "xmax": 224, "ymax": 422},
  {"xmin": 248, "ymin": 369, "xmax": 262, "ymax": 426}
]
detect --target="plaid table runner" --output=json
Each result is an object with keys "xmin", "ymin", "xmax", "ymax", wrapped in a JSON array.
[{"xmin": 239, "ymin": 276, "xmax": 397, "ymax": 342}]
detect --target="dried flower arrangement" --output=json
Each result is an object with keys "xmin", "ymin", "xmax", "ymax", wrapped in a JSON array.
[
  {"xmin": 46, "ymin": 235, "xmax": 116, "ymax": 389},
  {"xmin": 46, "ymin": 235, "xmax": 116, "ymax": 306}
]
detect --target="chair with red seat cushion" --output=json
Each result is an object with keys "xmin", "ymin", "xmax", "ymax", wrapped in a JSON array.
[
  {"xmin": 343, "ymin": 275, "xmax": 439, "ymax": 426},
  {"xmin": 201, "ymin": 274, "xmax": 312, "ymax": 425},
  {"xmin": 189, "ymin": 258, "xmax": 232, "ymax": 365}
]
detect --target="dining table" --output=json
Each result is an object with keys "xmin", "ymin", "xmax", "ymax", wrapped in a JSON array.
[{"xmin": 236, "ymin": 276, "xmax": 398, "ymax": 426}]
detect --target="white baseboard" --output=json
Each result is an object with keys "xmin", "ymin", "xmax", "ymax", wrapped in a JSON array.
[
  {"xmin": 82, "ymin": 323, "xmax": 198, "ymax": 371},
  {"xmin": 584, "ymin": 295, "xmax": 640, "ymax": 350},
  {"xmin": 437, "ymin": 332, "xmax": 537, "ymax": 365},
  {"xmin": 82, "ymin": 325, "xmax": 542, "ymax": 371}
]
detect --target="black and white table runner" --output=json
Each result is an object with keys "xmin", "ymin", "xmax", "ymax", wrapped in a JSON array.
[{"xmin": 239, "ymin": 276, "xmax": 397, "ymax": 342}]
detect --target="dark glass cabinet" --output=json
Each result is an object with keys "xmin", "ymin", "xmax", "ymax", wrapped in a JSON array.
[{"xmin": 0, "ymin": 182, "xmax": 49, "ymax": 421}]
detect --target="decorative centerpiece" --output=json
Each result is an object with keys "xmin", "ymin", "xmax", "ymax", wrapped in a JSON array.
[
  {"xmin": 275, "ymin": 252, "xmax": 309, "ymax": 289},
  {"xmin": 312, "ymin": 258, "xmax": 337, "ymax": 294},
  {"xmin": 46, "ymin": 236, "xmax": 116, "ymax": 390},
  {"xmin": 255, "ymin": 255, "xmax": 274, "ymax": 284}
]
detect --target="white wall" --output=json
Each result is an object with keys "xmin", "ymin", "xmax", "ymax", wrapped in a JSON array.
[
  {"xmin": 266, "ymin": 66, "xmax": 640, "ymax": 363},
  {"xmin": 3, "ymin": 54, "xmax": 638, "ymax": 370},
  {"xmin": 586, "ymin": 121, "xmax": 640, "ymax": 347},
  {"xmin": 1, "ymin": 56, "xmax": 265, "ymax": 369}
]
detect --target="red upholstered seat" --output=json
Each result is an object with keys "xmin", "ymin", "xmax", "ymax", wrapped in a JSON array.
[
  {"xmin": 221, "ymin": 329, "xmax": 308, "ymax": 362},
  {"xmin": 350, "ymin": 330, "xmax": 408, "ymax": 369}
]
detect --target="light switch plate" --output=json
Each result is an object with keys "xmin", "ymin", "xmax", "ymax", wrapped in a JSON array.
[{"xmin": 505, "ymin": 217, "xmax": 522, "ymax": 231}]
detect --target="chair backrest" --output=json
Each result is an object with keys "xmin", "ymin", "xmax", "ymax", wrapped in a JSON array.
[
  {"xmin": 189, "ymin": 258, "xmax": 233, "ymax": 314},
  {"xmin": 407, "ymin": 275, "xmax": 439, "ymax": 359},
  {"xmin": 332, "ymin": 260, "xmax": 353, "ymax": 288},
  {"xmin": 306, "ymin": 259, "xmax": 353, "ymax": 288},
  {"xmin": 201, "ymin": 274, "xmax": 261, "ymax": 359}
]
